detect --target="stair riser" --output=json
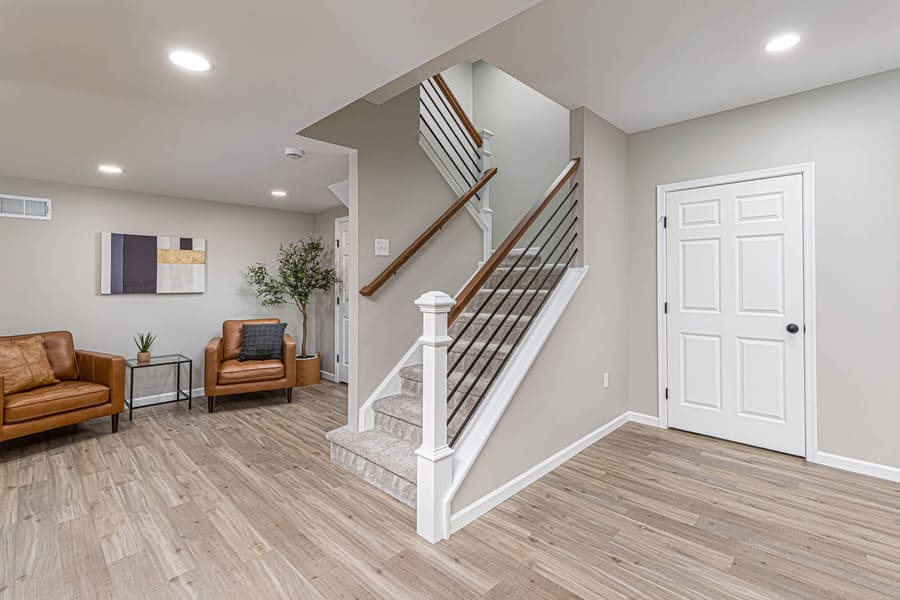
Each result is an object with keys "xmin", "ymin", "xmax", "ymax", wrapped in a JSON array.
[
  {"xmin": 487, "ymin": 266, "xmax": 564, "ymax": 290},
  {"xmin": 329, "ymin": 443, "xmax": 417, "ymax": 507},
  {"xmin": 500, "ymin": 250, "xmax": 542, "ymax": 267},
  {"xmin": 400, "ymin": 372, "xmax": 491, "ymax": 402},
  {"xmin": 374, "ymin": 412, "xmax": 422, "ymax": 445}
]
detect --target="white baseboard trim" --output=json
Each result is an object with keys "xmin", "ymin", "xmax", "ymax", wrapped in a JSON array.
[
  {"xmin": 812, "ymin": 451, "xmax": 900, "ymax": 483},
  {"xmin": 319, "ymin": 370, "xmax": 337, "ymax": 383},
  {"xmin": 627, "ymin": 411, "xmax": 662, "ymax": 428},
  {"xmin": 450, "ymin": 410, "xmax": 632, "ymax": 534},
  {"xmin": 130, "ymin": 387, "xmax": 204, "ymax": 408}
]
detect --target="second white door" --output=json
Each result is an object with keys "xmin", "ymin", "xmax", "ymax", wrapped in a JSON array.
[
  {"xmin": 335, "ymin": 217, "xmax": 350, "ymax": 384},
  {"xmin": 665, "ymin": 174, "xmax": 805, "ymax": 456}
]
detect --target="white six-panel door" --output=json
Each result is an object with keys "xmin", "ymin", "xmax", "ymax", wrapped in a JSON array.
[{"xmin": 665, "ymin": 174, "xmax": 805, "ymax": 455}]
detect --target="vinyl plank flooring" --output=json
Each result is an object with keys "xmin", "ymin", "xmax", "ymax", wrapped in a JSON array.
[{"xmin": 0, "ymin": 384, "xmax": 898, "ymax": 599}]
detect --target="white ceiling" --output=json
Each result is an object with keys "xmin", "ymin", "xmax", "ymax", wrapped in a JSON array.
[
  {"xmin": 0, "ymin": 0, "xmax": 541, "ymax": 212},
  {"xmin": 368, "ymin": 0, "xmax": 900, "ymax": 133},
  {"xmin": 3, "ymin": 0, "xmax": 898, "ymax": 212}
]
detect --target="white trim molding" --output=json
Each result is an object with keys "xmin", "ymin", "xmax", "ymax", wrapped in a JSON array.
[
  {"xmin": 812, "ymin": 452, "xmax": 900, "ymax": 484},
  {"xmin": 450, "ymin": 410, "xmax": 657, "ymax": 533},
  {"xmin": 656, "ymin": 163, "xmax": 817, "ymax": 459},
  {"xmin": 319, "ymin": 370, "xmax": 337, "ymax": 383}
]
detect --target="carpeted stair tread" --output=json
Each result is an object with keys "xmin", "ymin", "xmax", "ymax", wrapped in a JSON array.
[
  {"xmin": 326, "ymin": 426, "xmax": 417, "ymax": 482},
  {"xmin": 373, "ymin": 394, "xmax": 421, "ymax": 425}
]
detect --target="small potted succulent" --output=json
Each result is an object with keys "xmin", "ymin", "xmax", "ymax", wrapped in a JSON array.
[
  {"xmin": 247, "ymin": 237, "xmax": 339, "ymax": 386},
  {"xmin": 134, "ymin": 332, "xmax": 157, "ymax": 363}
]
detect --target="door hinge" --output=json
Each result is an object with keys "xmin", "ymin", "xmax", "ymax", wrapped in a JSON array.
[
  {"xmin": 665, "ymin": 387, "xmax": 669, "ymax": 400},
  {"xmin": 663, "ymin": 216, "xmax": 668, "ymax": 228},
  {"xmin": 664, "ymin": 301, "xmax": 668, "ymax": 314}
]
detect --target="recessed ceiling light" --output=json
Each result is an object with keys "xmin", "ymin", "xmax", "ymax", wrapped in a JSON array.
[
  {"xmin": 271, "ymin": 190, "xmax": 288, "ymax": 198},
  {"xmin": 168, "ymin": 49, "xmax": 212, "ymax": 72},
  {"xmin": 98, "ymin": 164, "xmax": 124, "ymax": 175},
  {"xmin": 765, "ymin": 33, "xmax": 800, "ymax": 53}
]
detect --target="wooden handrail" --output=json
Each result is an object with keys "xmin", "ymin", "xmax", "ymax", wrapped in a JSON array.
[
  {"xmin": 433, "ymin": 74, "xmax": 483, "ymax": 149},
  {"xmin": 359, "ymin": 167, "xmax": 498, "ymax": 297},
  {"xmin": 450, "ymin": 158, "xmax": 581, "ymax": 323}
]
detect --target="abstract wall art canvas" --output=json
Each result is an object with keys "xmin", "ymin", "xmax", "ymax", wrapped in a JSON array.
[{"xmin": 101, "ymin": 233, "xmax": 206, "ymax": 294}]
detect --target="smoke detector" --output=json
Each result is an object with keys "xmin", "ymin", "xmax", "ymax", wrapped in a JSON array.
[{"xmin": 284, "ymin": 147, "xmax": 306, "ymax": 160}]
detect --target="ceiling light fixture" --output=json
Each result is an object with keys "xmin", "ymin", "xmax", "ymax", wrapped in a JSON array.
[
  {"xmin": 168, "ymin": 49, "xmax": 212, "ymax": 72},
  {"xmin": 271, "ymin": 190, "xmax": 288, "ymax": 198},
  {"xmin": 764, "ymin": 33, "xmax": 800, "ymax": 53},
  {"xmin": 98, "ymin": 164, "xmax": 124, "ymax": 175}
]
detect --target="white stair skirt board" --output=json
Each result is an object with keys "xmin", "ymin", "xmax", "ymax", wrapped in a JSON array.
[
  {"xmin": 450, "ymin": 411, "xmax": 658, "ymax": 533},
  {"xmin": 812, "ymin": 451, "xmax": 900, "ymax": 484},
  {"xmin": 445, "ymin": 267, "xmax": 588, "ymax": 533}
]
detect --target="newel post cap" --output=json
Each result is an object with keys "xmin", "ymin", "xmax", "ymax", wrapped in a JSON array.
[{"xmin": 415, "ymin": 291, "xmax": 455, "ymax": 313}]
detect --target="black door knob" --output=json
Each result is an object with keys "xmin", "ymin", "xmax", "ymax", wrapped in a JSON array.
[{"xmin": 786, "ymin": 323, "xmax": 800, "ymax": 334}]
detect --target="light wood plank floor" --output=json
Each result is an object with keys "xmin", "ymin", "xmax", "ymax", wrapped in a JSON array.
[{"xmin": 1, "ymin": 382, "xmax": 898, "ymax": 599}]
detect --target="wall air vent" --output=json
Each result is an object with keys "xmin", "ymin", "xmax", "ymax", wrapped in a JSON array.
[{"xmin": 0, "ymin": 194, "xmax": 52, "ymax": 220}]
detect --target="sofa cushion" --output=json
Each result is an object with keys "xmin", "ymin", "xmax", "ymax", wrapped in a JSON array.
[
  {"xmin": 0, "ymin": 336, "xmax": 60, "ymax": 395},
  {"xmin": 239, "ymin": 323, "xmax": 287, "ymax": 361},
  {"xmin": 4, "ymin": 380, "xmax": 109, "ymax": 424},
  {"xmin": 217, "ymin": 359, "xmax": 284, "ymax": 385},
  {"xmin": 0, "ymin": 331, "xmax": 79, "ymax": 380},
  {"xmin": 222, "ymin": 318, "xmax": 280, "ymax": 361}
]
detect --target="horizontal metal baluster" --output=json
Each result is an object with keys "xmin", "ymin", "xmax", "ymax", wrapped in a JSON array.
[
  {"xmin": 425, "ymin": 78, "xmax": 481, "ymax": 156},
  {"xmin": 419, "ymin": 97, "xmax": 480, "ymax": 187},
  {"xmin": 446, "ymin": 218, "xmax": 578, "ymax": 423},
  {"xmin": 448, "ymin": 186, "xmax": 578, "ymax": 357},
  {"xmin": 422, "ymin": 82, "xmax": 481, "ymax": 177},
  {"xmin": 447, "ymin": 200, "xmax": 578, "ymax": 378},
  {"xmin": 450, "ymin": 241, "xmax": 578, "ymax": 445}
]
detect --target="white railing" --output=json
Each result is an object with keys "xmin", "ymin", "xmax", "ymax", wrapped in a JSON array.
[{"xmin": 414, "ymin": 291, "xmax": 455, "ymax": 542}]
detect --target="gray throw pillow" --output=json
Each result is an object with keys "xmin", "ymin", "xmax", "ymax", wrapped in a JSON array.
[{"xmin": 239, "ymin": 323, "xmax": 287, "ymax": 361}]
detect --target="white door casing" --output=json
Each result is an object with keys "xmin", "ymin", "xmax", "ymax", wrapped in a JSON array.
[
  {"xmin": 335, "ymin": 216, "xmax": 351, "ymax": 383},
  {"xmin": 661, "ymin": 171, "xmax": 810, "ymax": 456}
]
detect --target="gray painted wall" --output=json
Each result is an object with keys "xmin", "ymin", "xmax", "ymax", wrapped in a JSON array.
[
  {"xmin": 471, "ymin": 61, "xmax": 570, "ymax": 246},
  {"xmin": 453, "ymin": 107, "xmax": 630, "ymax": 510},
  {"xmin": 627, "ymin": 68, "xmax": 900, "ymax": 468},
  {"xmin": 302, "ymin": 86, "xmax": 483, "ymax": 407},
  {"xmin": 310, "ymin": 205, "xmax": 349, "ymax": 377},
  {"xmin": 0, "ymin": 175, "xmax": 314, "ymax": 399}
]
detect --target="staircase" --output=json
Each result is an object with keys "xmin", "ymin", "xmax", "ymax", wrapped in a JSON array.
[{"xmin": 327, "ymin": 249, "xmax": 566, "ymax": 507}]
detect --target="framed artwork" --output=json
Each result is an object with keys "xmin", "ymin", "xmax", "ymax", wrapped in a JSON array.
[{"xmin": 101, "ymin": 233, "xmax": 206, "ymax": 294}]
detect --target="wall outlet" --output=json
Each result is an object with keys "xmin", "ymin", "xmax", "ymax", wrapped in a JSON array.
[
  {"xmin": 603, "ymin": 372, "xmax": 609, "ymax": 389},
  {"xmin": 375, "ymin": 238, "xmax": 390, "ymax": 256}
]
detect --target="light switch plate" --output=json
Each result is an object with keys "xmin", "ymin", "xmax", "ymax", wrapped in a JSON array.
[{"xmin": 375, "ymin": 238, "xmax": 390, "ymax": 256}]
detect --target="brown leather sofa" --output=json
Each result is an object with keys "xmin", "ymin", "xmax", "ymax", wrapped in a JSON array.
[
  {"xmin": 204, "ymin": 318, "xmax": 296, "ymax": 412},
  {"xmin": 0, "ymin": 331, "xmax": 124, "ymax": 442}
]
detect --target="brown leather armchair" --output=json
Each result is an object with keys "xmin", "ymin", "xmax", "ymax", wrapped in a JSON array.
[
  {"xmin": 0, "ymin": 331, "xmax": 124, "ymax": 442},
  {"xmin": 204, "ymin": 318, "xmax": 296, "ymax": 412}
]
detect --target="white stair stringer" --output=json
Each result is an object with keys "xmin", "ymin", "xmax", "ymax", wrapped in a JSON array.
[{"xmin": 445, "ymin": 266, "xmax": 589, "ymax": 534}]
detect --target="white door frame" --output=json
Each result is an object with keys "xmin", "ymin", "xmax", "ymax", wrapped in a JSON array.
[
  {"xmin": 334, "ymin": 216, "xmax": 350, "ymax": 384},
  {"xmin": 656, "ymin": 163, "xmax": 817, "ymax": 459}
]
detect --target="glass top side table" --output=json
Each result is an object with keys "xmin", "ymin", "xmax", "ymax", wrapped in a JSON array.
[{"xmin": 124, "ymin": 353, "xmax": 193, "ymax": 420}]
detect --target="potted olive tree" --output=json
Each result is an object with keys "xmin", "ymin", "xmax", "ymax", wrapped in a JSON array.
[{"xmin": 247, "ymin": 237, "xmax": 338, "ymax": 386}]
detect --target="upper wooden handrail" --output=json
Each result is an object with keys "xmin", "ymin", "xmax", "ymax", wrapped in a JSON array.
[
  {"xmin": 433, "ymin": 74, "xmax": 483, "ymax": 149},
  {"xmin": 450, "ymin": 158, "xmax": 581, "ymax": 323},
  {"xmin": 359, "ymin": 167, "xmax": 498, "ymax": 297}
]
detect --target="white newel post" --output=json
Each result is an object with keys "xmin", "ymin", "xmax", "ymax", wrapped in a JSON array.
[
  {"xmin": 479, "ymin": 128, "xmax": 495, "ymax": 262},
  {"xmin": 414, "ymin": 291, "xmax": 455, "ymax": 543}
]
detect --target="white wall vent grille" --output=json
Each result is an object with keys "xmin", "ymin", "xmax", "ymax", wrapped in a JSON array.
[{"xmin": 0, "ymin": 194, "xmax": 52, "ymax": 220}]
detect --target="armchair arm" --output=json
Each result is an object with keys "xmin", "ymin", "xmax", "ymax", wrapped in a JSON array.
[
  {"xmin": 283, "ymin": 334, "xmax": 297, "ymax": 384},
  {"xmin": 0, "ymin": 376, "xmax": 4, "ymax": 424},
  {"xmin": 76, "ymin": 350, "xmax": 125, "ymax": 413},
  {"xmin": 205, "ymin": 337, "xmax": 223, "ymax": 395}
]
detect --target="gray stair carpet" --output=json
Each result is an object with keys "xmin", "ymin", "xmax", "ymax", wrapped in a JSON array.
[{"xmin": 326, "ymin": 249, "xmax": 566, "ymax": 508}]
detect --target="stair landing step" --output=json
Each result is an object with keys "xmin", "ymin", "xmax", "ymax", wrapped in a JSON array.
[{"xmin": 326, "ymin": 426, "xmax": 417, "ymax": 482}]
